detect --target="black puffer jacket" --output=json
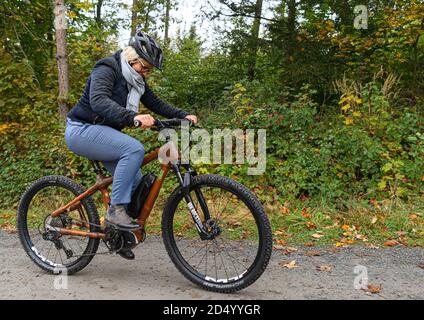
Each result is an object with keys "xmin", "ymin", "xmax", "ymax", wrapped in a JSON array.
[{"xmin": 67, "ymin": 50, "xmax": 188, "ymax": 130}]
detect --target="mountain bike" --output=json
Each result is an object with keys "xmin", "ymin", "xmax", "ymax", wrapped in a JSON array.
[{"xmin": 16, "ymin": 119, "xmax": 272, "ymax": 293}]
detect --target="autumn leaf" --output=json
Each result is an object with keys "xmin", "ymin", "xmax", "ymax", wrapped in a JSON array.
[
  {"xmin": 306, "ymin": 221, "xmax": 316, "ymax": 229},
  {"xmin": 384, "ymin": 240, "xmax": 400, "ymax": 247},
  {"xmin": 0, "ymin": 223, "xmax": 16, "ymax": 233},
  {"xmin": 395, "ymin": 231, "xmax": 407, "ymax": 237},
  {"xmin": 279, "ymin": 260, "xmax": 298, "ymax": 269},
  {"xmin": 273, "ymin": 245, "xmax": 286, "ymax": 250},
  {"xmin": 280, "ymin": 206, "xmax": 290, "ymax": 215},
  {"xmin": 312, "ymin": 233, "xmax": 324, "ymax": 239},
  {"xmin": 344, "ymin": 117, "xmax": 354, "ymax": 125},
  {"xmin": 305, "ymin": 250, "xmax": 322, "ymax": 257},
  {"xmin": 273, "ymin": 230, "xmax": 285, "ymax": 236},
  {"xmin": 362, "ymin": 284, "xmax": 382, "ymax": 294},
  {"xmin": 341, "ymin": 224, "xmax": 350, "ymax": 231},
  {"xmin": 301, "ymin": 207, "xmax": 312, "ymax": 218},
  {"xmin": 371, "ymin": 217, "xmax": 378, "ymax": 224},
  {"xmin": 316, "ymin": 265, "xmax": 332, "ymax": 272},
  {"xmin": 227, "ymin": 219, "xmax": 242, "ymax": 227},
  {"xmin": 304, "ymin": 242, "xmax": 315, "ymax": 247},
  {"xmin": 276, "ymin": 239, "xmax": 287, "ymax": 245},
  {"xmin": 418, "ymin": 263, "xmax": 424, "ymax": 269}
]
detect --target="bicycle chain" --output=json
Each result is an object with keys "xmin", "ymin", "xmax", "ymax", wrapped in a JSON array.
[{"xmin": 44, "ymin": 215, "xmax": 119, "ymax": 258}]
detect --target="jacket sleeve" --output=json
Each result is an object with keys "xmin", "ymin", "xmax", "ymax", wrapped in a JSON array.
[
  {"xmin": 140, "ymin": 83, "xmax": 189, "ymax": 119},
  {"xmin": 89, "ymin": 63, "xmax": 137, "ymax": 128}
]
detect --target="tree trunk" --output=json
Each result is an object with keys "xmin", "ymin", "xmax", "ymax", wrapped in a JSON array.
[
  {"xmin": 247, "ymin": 0, "xmax": 263, "ymax": 81},
  {"xmin": 286, "ymin": 0, "xmax": 296, "ymax": 60},
  {"xmin": 143, "ymin": 0, "xmax": 153, "ymax": 32},
  {"xmin": 53, "ymin": 0, "xmax": 69, "ymax": 122},
  {"xmin": 164, "ymin": 0, "xmax": 171, "ymax": 45},
  {"xmin": 131, "ymin": 0, "xmax": 139, "ymax": 36},
  {"xmin": 96, "ymin": 0, "xmax": 104, "ymax": 26}
]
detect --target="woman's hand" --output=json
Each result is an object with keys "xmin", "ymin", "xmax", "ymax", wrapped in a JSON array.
[
  {"xmin": 134, "ymin": 114, "xmax": 155, "ymax": 129},
  {"xmin": 185, "ymin": 115, "xmax": 198, "ymax": 125}
]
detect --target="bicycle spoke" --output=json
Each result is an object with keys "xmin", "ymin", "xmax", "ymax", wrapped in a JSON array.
[
  {"xmin": 169, "ymin": 178, "xmax": 269, "ymax": 287},
  {"xmin": 214, "ymin": 239, "xmax": 230, "ymax": 281}
]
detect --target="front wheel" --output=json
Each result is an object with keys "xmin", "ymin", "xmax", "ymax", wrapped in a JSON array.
[{"xmin": 162, "ymin": 174, "xmax": 272, "ymax": 293}]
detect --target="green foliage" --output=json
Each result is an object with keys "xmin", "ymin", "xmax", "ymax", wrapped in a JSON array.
[{"xmin": 0, "ymin": 0, "xmax": 422, "ymax": 221}]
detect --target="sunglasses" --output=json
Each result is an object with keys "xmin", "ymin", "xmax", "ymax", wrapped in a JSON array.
[{"xmin": 138, "ymin": 59, "xmax": 154, "ymax": 74}]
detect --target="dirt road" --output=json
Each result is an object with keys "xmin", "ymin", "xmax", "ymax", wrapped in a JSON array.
[{"xmin": 1, "ymin": 230, "xmax": 423, "ymax": 300}]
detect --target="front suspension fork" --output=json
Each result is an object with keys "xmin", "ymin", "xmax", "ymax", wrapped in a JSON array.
[{"xmin": 172, "ymin": 163, "xmax": 217, "ymax": 240}]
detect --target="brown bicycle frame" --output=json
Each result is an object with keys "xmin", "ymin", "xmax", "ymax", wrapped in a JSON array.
[{"xmin": 50, "ymin": 148, "xmax": 171, "ymax": 242}]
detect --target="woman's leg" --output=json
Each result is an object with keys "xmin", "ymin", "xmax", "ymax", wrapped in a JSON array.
[
  {"xmin": 65, "ymin": 122, "xmax": 144, "ymax": 205},
  {"xmin": 102, "ymin": 160, "xmax": 143, "ymax": 198}
]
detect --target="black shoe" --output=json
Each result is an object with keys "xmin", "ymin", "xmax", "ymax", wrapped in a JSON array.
[{"xmin": 117, "ymin": 248, "xmax": 135, "ymax": 260}]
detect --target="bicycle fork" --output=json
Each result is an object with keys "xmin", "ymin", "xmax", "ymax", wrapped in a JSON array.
[{"xmin": 172, "ymin": 164, "xmax": 220, "ymax": 240}]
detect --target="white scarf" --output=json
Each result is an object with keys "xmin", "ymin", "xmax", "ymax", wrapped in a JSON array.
[{"xmin": 120, "ymin": 51, "xmax": 146, "ymax": 113}]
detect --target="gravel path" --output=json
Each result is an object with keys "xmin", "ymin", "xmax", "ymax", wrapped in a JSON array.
[{"xmin": 1, "ymin": 230, "xmax": 423, "ymax": 300}]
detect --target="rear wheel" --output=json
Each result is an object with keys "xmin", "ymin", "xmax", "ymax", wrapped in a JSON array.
[
  {"xmin": 162, "ymin": 174, "xmax": 272, "ymax": 293},
  {"xmin": 17, "ymin": 175, "xmax": 100, "ymax": 275}
]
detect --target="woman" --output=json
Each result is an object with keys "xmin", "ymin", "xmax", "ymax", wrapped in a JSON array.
[{"xmin": 65, "ymin": 31, "xmax": 197, "ymax": 252}]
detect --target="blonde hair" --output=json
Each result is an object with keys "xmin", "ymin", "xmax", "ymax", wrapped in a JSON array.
[{"xmin": 122, "ymin": 46, "xmax": 140, "ymax": 64}]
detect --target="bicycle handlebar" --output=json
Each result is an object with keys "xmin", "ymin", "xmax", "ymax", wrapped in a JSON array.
[{"xmin": 134, "ymin": 118, "xmax": 194, "ymax": 129}]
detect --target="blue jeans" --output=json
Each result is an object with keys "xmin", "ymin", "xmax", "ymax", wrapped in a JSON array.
[{"xmin": 64, "ymin": 118, "xmax": 144, "ymax": 205}]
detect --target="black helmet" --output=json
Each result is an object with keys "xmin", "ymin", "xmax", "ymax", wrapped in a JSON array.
[{"xmin": 129, "ymin": 30, "xmax": 163, "ymax": 70}]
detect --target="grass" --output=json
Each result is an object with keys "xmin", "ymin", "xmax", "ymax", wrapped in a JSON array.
[
  {"xmin": 2, "ymin": 193, "xmax": 423, "ymax": 248},
  {"xmin": 266, "ymin": 196, "xmax": 424, "ymax": 247}
]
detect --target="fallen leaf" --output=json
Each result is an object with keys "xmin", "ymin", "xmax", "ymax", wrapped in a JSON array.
[
  {"xmin": 273, "ymin": 230, "xmax": 285, "ymax": 236},
  {"xmin": 239, "ymin": 230, "xmax": 251, "ymax": 239},
  {"xmin": 316, "ymin": 265, "xmax": 332, "ymax": 272},
  {"xmin": 273, "ymin": 245, "xmax": 286, "ymax": 250},
  {"xmin": 0, "ymin": 222, "xmax": 16, "ymax": 233},
  {"xmin": 306, "ymin": 221, "xmax": 316, "ymax": 229},
  {"xmin": 362, "ymin": 284, "xmax": 382, "ymax": 294},
  {"xmin": 370, "ymin": 199, "xmax": 379, "ymax": 207},
  {"xmin": 305, "ymin": 250, "xmax": 322, "ymax": 257},
  {"xmin": 335, "ymin": 242, "xmax": 347, "ymax": 247},
  {"xmin": 418, "ymin": 263, "xmax": 424, "ymax": 269},
  {"xmin": 341, "ymin": 224, "xmax": 350, "ymax": 231},
  {"xmin": 301, "ymin": 208, "xmax": 312, "ymax": 218},
  {"xmin": 365, "ymin": 243, "xmax": 380, "ymax": 249},
  {"xmin": 227, "ymin": 219, "xmax": 242, "ymax": 227},
  {"xmin": 395, "ymin": 231, "xmax": 407, "ymax": 237},
  {"xmin": 276, "ymin": 239, "xmax": 287, "ymax": 245},
  {"xmin": 304, "ymin": 242, "xmax": 315, "ymax": 247},
  {"xmin": 384, "ymin": 240, "xmax": 400, "ymax": 247},
  {"xmin": 312, "ymin": 233, "xmax": 324, "ymax": 239},
  {"xmin": 280, "ymin": 206, "xmax": 290, "ymax": 215},
  {"xmin": 279, "ymin": 260, "xmax": 298, "ymax": 269},
  {"xmin": 371, "ymin": 217, "xmax": 378, "ymax": 224}
]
